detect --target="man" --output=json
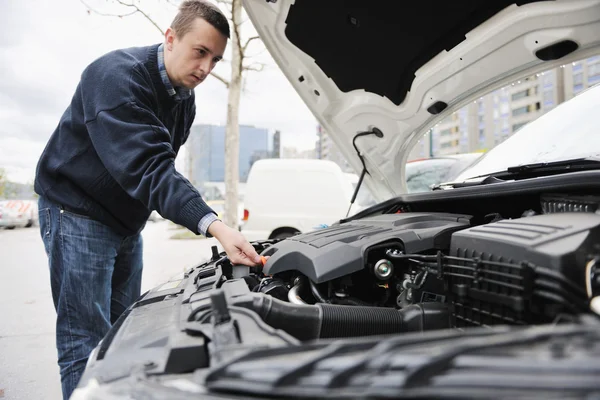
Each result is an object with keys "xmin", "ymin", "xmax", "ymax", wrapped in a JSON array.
[{"xmin": 34, "ymin": 1, "xmax": 260, "ymax": 398}]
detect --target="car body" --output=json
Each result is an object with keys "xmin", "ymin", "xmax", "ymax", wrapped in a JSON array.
[
  {"xmin": 73, "ymin": 1, "xmax": 600, "ymax": 399},
  {"xmin": 0, "ymin": 200, "xmax": 37, "ymax": 229},
  {"xmin": 405, "ymin": 153, "xmax": 483, "ymax": 193}
]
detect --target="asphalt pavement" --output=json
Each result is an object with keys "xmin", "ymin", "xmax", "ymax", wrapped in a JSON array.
[{"xmin": 0, "ymin": 220, "xmax": 220, "ymax": 400}]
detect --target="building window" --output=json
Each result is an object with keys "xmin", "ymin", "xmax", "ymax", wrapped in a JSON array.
[
  {"xmin": 573, "ymin": 72, "xmax": 584, "ymax": 85},
  {"xmin": 439, "ymin": 128, "xmax": 452, "ymax": 136},
  {"xmin": 543, "ymin": 90, "xmax": 554, "ymax": 106},
  {"xmin": 573, "ymin": 62, "xmax": 583, "ymax": 72},
  {"xmin": 512, "ymin": 106, "xmax": 529, "ymax": 117},
  {"xmin": 511, "ymin": 89, "xmax": 529, "ymax": 101},
  {"xmin": 587, "ymin": 55, "xmax": 600, "ymax": 63},
  {"xmin": 589, "ymin": 62, "xmax": 600, "ymax": 84},
  {"xmin": 542, "ymin": 70, "xmax": 554, "ymax": 88},
  {"xmin": 574, "ymin": 84, "xmax": 584, "ymax": 94},
  {"xmin": 512, "ymin": 122, "xmax": 527, "ymax": 132}
]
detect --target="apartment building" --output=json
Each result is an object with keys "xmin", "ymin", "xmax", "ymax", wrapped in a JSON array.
[{"xmin": 424, "ymin": 54, "xmax": 600, "ymax": 157}]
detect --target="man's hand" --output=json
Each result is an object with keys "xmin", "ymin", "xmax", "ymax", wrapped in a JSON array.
[{"xmin": 207, "ymin": 220, "xmax": 261, "ymax": 267}]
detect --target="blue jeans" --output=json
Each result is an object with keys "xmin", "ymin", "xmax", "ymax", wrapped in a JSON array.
[{"xmin": 38, "ymin": 196, "xmax": 143, "ymax": 400}]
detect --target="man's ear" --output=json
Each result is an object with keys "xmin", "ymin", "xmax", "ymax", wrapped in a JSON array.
[{"xmin": 165, "ymin": 27, "xmax": 176, "ymax": 51}]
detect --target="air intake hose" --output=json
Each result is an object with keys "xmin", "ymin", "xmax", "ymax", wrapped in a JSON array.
[{"xmin": 231, "ymin": 294, "xmax": 449, "ymax": 341}]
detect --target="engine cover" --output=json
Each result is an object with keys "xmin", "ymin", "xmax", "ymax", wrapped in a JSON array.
[
  {"xmin": 262, "ymin": 213, "xmax": 471, "ymax": 283},
  {"xmin": 447, "ymin": 212, "xmax": 600, "ymax": 327}
]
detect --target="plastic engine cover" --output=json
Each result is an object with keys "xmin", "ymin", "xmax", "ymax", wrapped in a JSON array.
[
  {"xmin": 447, "ymin": 212, "xmax": 600, "ymax": 326},
  {"xmin": 262, "ymin": 213, "xmax": 471, "ymax": 283}
]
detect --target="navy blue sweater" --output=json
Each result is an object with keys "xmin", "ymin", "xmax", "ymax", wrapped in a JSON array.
[{"xmin": 35, "ymin": 44, "xmax": 214, "ymax": 236}]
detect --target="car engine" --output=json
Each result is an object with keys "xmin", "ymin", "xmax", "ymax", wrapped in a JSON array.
[{"xmin": 206, "ymin": 209, "xmax": 600, "ymax": 341}]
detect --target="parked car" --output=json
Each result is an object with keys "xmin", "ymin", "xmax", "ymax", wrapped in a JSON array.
[
  {"xmin": 405, "ymin": 153, "xmax": 483, "ymax": 193},
  {"xmin": 241, "ymin": 158, "xmax": 354, "ymax": 240},
  {"xmin": 0, "ymin": 200, "xmax": 37, "ymax": 229},
  {"xmin": 73, "ymin": 1, "xmax": 600, "ymax": 399}
]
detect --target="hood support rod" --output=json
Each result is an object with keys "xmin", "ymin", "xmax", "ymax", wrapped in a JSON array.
[{"xmin": 346, "ymin": 127, "xmax": 384, "ymax": 218}]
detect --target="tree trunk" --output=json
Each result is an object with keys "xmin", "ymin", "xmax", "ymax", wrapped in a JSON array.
[{"xmin": 223, "ymin": 0, "xmax": 243, "ymax": 230}]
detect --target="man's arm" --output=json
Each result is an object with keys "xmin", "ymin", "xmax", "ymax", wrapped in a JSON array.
[
  {"xmin": 81, "ymin": 62, "xmax": 260, "ymax": 265},
  {"xmin": 85, "ymin": 100, "xmax": 212, "ymax": 233}
]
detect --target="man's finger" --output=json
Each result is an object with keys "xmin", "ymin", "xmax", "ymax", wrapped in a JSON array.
[{"xmin": 241, "ymin": 242, "xmax": 261, "ymax": 264}]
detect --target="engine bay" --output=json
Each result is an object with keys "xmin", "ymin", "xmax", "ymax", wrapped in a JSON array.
[
  {"xmin": 204, "ymin": 191, "xmax": 600, "ymax": 341},
  {"xmin": 77, "ymin": 187, "xmax": 600, "ymax": 398}
]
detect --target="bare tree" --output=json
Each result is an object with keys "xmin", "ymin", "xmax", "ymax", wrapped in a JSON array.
[
  {"xmin": 82, "ymin": 0, "xmax": 265, "ymax": 230},
  {"xmin": 0, "ymin": 168, "xmax": 6, "ymax": 198}
]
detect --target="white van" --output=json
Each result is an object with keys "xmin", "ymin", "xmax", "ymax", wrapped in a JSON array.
[{"xmin": 241, "ymin": 159, "xmax": 355, "ymax": 241}]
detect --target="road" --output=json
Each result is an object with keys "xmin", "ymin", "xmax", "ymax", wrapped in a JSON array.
[{"xmin": 0, "ymin": 220, "xmax": 221, "ymax": 400}]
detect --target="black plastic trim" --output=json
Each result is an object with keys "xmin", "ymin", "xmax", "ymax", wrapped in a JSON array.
[
  {"xmin": 535, "ymin": 40, "xmax": 579, "ymax": 61},
  {"xmin": 340, "ymin": 170, "xmax": 600, "ymax": 224}
]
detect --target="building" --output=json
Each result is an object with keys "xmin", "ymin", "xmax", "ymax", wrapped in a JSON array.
[
  {"xmin": 281, "ymin": 146, "xmax": 316, "ymax": 159},
  {"xmin": 407, "ymin": 130, "xmax": 433, "ymax": 160},
  {"xmin": 426, "ymin": 54, "xmax": 600, "ymax": 157},
  {"xmin": 315, "ymin": 125, "xmax": 354, "ymax": 172},
  {"xmin": 272, "ymin": 130, "xmax": 281, "ymax": 158},
  {"xmin": 187, "ymin": 124, "xmax": 270, "ymax": 186}
]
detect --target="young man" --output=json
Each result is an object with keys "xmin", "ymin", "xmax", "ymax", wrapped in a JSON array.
[{"xmin": 34, "ymin": 1, "xmax": 260, "ymax": 398}]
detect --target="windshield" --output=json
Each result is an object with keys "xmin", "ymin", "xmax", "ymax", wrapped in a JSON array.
[
  {"xmin": 405, "ymin": 159, "xmax": 457, "ymax": 192},
  {"xmin": 453, "ymin": 83, "xmax": 600, "ymax": 182}
]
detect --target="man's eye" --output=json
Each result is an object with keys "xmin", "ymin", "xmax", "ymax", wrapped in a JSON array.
[
  {"xmin": 213, "ymin": 58, "xmax": 221, "ymax": 63},
  {"xmin": 198, "ymin": 49, "xmax": 206, "ymax": 56}
]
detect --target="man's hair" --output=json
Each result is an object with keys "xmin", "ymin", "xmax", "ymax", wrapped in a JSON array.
[{"xmin": 171, "ymin": 0, "xmax": 230, "ymax": 39}]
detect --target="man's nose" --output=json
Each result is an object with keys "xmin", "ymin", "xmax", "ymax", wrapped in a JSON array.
[{"xmin": 198, "ymin": 59, "xmax": 212, "ymax": 76}]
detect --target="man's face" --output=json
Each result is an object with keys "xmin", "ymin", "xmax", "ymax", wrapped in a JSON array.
[{"xmin": 164, "ymin": 18, "xmax": 227, "ymax": 89}]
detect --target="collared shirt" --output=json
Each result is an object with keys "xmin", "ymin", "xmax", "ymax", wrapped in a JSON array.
[
  {"xmin": 157, "ymin": 43, "xmax": 219, "ymax": 237},
  {"xmin": 157, "ymin": 43, "xmax": 192, "ymax": 101}
]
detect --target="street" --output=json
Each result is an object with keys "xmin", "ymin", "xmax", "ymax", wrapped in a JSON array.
[{"xmin": 0, "ymin": 221, "xmax": 221, "ymax": 400}]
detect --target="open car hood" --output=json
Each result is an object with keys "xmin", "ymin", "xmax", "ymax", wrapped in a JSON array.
[{"xmin": 243, "ymin": 0, "xmax": 600, "ymax": 201}]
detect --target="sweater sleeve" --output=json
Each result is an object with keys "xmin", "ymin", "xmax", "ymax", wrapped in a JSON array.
[{"xmin": 82, "ymin": 64, "xmax": 214, "ymax": 234}]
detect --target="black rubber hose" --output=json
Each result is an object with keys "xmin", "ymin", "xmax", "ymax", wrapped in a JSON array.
[
  {"xmin": 309, "ymin": 280, "xmax": 330, "ymax": 303},
  {"xmin": 233, "ymin": 294, "xmax": 449, "ymax": 341}
]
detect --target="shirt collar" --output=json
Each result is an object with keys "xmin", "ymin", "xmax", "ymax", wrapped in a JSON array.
[{"xmin": 157, "ymin": 43, "xmax": 192, "ymax": 101}]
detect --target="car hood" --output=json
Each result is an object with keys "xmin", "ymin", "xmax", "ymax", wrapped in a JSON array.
[{"xmin": 243, "ymin": 0, "xmax": 600, "ymax": 201}]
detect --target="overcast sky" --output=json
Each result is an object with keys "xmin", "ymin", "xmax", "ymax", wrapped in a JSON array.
[{"xmin": 0, "ymin": 0, "xmax": 318, "ymax": 183}]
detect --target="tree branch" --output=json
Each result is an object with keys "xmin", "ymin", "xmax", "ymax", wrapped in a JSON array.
[
  {"xmin": 242, "ymin": 62, "xmax": 266, "ymax": 72},
  {"xmin": 242, "ymin": 35, "xmax": 260, "ymax": 54},
  {"xmin": 115, "ymin": 0, "xmax": 165, "ymax": 34},
  {"xmin": 81, "ymin": 0, "xmax": 165, "ymax": 35},
  {"xmin": 232, "ymin": 1, "xmax": 243, "ymax": 69},
  {"xmin": 210, "ymin": 71, "xmax": 230, "ymax": 87},
  {"xmin": 81, "ymin": 0, "xmax": 138, "ymax": 17}
]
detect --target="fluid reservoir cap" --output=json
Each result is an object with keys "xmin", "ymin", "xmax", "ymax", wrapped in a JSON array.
[{"xmin": 374, "ymin": 259, "xmax": 394, "ymax": 280}]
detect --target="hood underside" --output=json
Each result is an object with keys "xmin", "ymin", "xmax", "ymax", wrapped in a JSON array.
[{"xmin": 243, "ymin": 0, "xmax": 600, "ymax": 200}]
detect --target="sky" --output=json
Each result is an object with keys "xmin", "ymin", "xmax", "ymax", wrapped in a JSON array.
[{"xmin": 0, "ymin": 0, "xmax": 319, "ymax": 184}]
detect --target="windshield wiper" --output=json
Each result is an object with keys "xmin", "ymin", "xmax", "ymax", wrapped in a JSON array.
[{"xmin": 434, "ymin": 157, "xmax": 600, "ymax": 190}]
